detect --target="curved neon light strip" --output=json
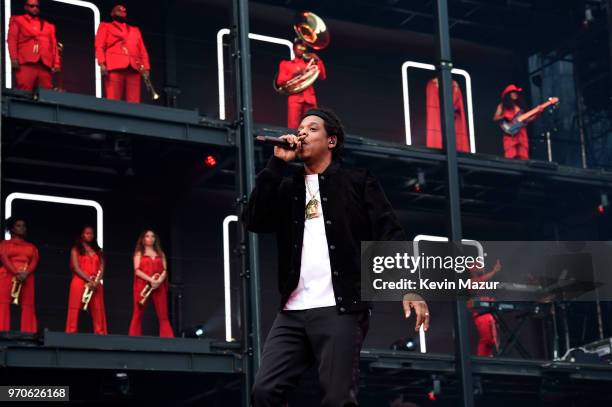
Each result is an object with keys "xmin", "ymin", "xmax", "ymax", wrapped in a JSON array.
[
  {"xmin": 5, "ymin": 192, "xmax": 103, "ymax": 247},
  {"xmin": 401, "ymin": 61, "xmax": 475, "ymax": 153},
  {"xmin": 216, "ymin": 28, "xmax": 294, "ymax": 120}
]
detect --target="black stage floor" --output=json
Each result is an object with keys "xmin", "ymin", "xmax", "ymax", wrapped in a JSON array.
[{"xmin": 1, "ymin": 331, "xmax": 611, "ymax": 406}]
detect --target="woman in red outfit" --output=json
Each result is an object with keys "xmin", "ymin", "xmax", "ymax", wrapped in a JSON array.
[
  {"xmin": 493, "ymin": 84, "xmax": 542, "ymax": 160},
  {"xmin": 0, "ymin": 217, "xmax": 39, "ymax": 332},
  {"xmin": 468, "ymin": 259, "xmax": 502, "ymax": 357},
  {"xmin": 128, "ymin": 229, "xmax": 173, "ymax": 337},
  {"xmin": 65, "ymin": 226, "xmax": 107, "ymax": 334}
]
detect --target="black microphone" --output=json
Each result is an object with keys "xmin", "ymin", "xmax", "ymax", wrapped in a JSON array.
[{"xmin": 255, "ymin": 135, "xmax": 298, "ymax": 150}]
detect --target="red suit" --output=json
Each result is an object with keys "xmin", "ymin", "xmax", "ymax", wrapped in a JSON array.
[
  {"xmin": 0, "ymin": 239, "xmax": 39, "ymax": 332},
  {"xmin": 65, "ymin": 252, "xmax": 107, "ymax": 334},
  {"xmin": 7, "ymin": 14, "xmax": 61, "ymax": 91},
  {"xmin": 95, "ymin": 21, "xmax": 150, "ymax": 103},
  {"xmin": 502, "ymin": 106, "xmax": 529, "ymax": 160},
  {"xmin": 468, "ymin": 266, "xmax": 498, "ymax": 357},
  {"xmin": 276, "ymin": 57, "xmax": 326, "ymax": 129},
  {"xmin": 128, "ymin": 255, "xmax": 173, "ymax": 337},
  {"xmin": 425, "ymin": 78, "xmax": 469, "ymax": 152},
  {"xmin": 472, "ymin": 311, "xmax": 497, "ymax": 357}
]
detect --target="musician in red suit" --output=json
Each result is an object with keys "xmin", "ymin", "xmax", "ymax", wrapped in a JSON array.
[
  {"xmin": 95, "ymin": 4, "xmax": 150, "ymax": 103},
  {"xmin": 493, "ymin": 84, "xmax": 543, "ymax": 160},
  {"xmin": 426, "ymin": 78, "xmax": 469, "ymax": 152},
  {"xmin": 128, "ymin": 229, "xmax": 174, "ymax": 337},
  {"xmin": 468, "ymin": 259, "xmax": 502, "ymax": 357},
  {"xmin": 65, "ymin": 226, "xmax": 107, "ymax": 334},
  {"xmin": 0, "ymin": 218, "xmax": 39, "ymax": 333},
  {"xmin": 276, "ymin": 40, "xmax": 326, "ymax": 129},
  {"xmin": 7, "ymin": 0, "xmax": 61, "ymax": 91}
]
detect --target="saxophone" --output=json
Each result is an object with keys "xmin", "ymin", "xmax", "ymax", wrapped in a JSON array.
[
  {"xmin": 139, "ymin": 273, "xmax": 160, "ymax": 305},
  {"xmin": 10, "ymin": 263, "xmax": 28, "ymax": 306},
  {"xmin": 81, "ymin": 270, "xmax": 102, "ymax": 311}
]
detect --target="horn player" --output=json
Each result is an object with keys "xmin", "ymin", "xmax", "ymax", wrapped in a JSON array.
[
  {"xmin": 95, "ymin": 4, "xmax": 151, "ymax": 103},
  {"xmin": 0, "ymin": 217, "xmax": 39, "ymax": 333},
  {"xmin": 276, "ymin": 38, "xmax": 327, "ymax": 129},
  {"xmin": 7, "ymin": 0, "xmax": 61, "ymax": 91},
  {"xmin": 65, "ymin": 226, "xmax": 108, "ymax": 334},
  {"xmin": 128, "ymin": 230, "xmax": 174, "ymax": 337}
]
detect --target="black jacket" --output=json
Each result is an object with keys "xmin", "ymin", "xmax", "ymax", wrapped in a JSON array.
[{"xmin": 242, "ymin": 156, "xmax": 406, "ymax": 313}]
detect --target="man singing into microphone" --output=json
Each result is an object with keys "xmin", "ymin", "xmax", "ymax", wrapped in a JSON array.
[{"xmin": 243, "ymin": 108, "xmax": 430, "ymax": 406}]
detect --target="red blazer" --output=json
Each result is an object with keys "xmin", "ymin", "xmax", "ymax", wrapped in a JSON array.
[
  {"xmin": 7, "ymin": 14, "xmax": 60, "ymax": 70},
  {"xmin": 276, "ymin": 57, "xmax": 326, "ymax": 104},
  {"xmin": 95, "ymin": 21, "xmax": 150, "ymax": 71}
]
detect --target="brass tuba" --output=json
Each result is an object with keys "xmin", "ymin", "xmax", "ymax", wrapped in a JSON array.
[{"xmin": 274, "ymin": 11, "xmax": 330, "ymax": 95}]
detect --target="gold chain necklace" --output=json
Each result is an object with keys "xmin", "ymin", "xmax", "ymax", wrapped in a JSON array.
[{"xmin": 304, "ymin": 176, "xmax": 320, "ymax": 220}]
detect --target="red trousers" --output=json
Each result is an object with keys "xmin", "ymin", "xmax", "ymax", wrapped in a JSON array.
[
  {"xmin": 14, "ymin": 62, "xmax": 53, "ymax": 91},
  {"xmin": 0, "ymin": 271, "xmax": 37, "ymax": 332},
  {"xmin": 128, "ymin": 278, "xmax": 173, "ymax": 337},
  {"xmin": 287, "ymin": 98, "xmax": 316, "ymax": 129},
  {"xmin": 503, "ymin": 131, "xmax": 529, "ymax": 160},
  {"xmin": 473, "ymin": 312, "xmax": 498, "ymax": 357},
  {"xmin": 65, "ymin": 275, "xmax": 107, "ymax": 334},
  {"xmin": 104, "ymin": 68, "xmax": 141, "ymax": 103}
]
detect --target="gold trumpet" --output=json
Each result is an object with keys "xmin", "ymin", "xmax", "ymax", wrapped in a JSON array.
[
  {"xmin": 274, "ymin": 11, "xmax": 330, "ymax": 95},
  {"xmin": 10, "ymin": 263, "xmax": 28, "ymax": 306},
  {"xmin": 81, "ymin": 270, "xmax": 102, "ymax": 311},
  {"xmin": 139, "ymin": 273, "xmax": 160, "ymax": 305},
  {"xmin": 53, "ymin": 42, "xmax": 65, "ymax": 92},
  {"xmin": 139, "ymin": 65, "xmax": 160, "ymax": 100}
]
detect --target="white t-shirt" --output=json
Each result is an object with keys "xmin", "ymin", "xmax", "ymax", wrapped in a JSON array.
[{"xmin": 284, "ymin": 174, "xmax": 337, "ymax": 310}]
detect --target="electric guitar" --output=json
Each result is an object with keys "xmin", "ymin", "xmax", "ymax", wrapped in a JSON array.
[{"xmin": 500, "ymin": 97, "xmax": 559, "ymax": 136}]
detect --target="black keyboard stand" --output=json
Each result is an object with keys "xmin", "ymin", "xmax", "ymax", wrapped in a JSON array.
[{"xmin": 493, "ymin": 310, "xmax": 532, "ymax": 358}]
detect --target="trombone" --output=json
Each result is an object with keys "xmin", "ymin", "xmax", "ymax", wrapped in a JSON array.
[
  {"xmin": 81, "ymin": 270, "xmax": 102, "ymax": 311},
  {"xmin": 139, "ymin": 65, "xmax": 160, "ymax": 100},
  {"xmin": 139, "ymin": 273, "xmax": 160, "ymax": 305},
  {"xmin": 10, "ymin": 263, "xmax": 28, "ymax": 306}
]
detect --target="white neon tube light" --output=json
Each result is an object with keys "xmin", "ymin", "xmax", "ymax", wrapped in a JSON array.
[
  {"xmin": 401, "ymin": 61, "xmax": 475, "ymax": 153},
  {"xmin": 411, "ymin": 234, "xmax": 484, "ymax": 353},
  {"xmin": 222, "ymin": 215, "xmax": 238, "ymax": 342},
  {"xmin": 5, "ymin": 0, "xmax": 102, "ymax": 97},
  {"xmin": 412, "ymin": 234, "xmax": 484, "ymax": 269},
  {"xmin": 5, "ymin": 192, "xmax": 103, "ymax": 247},
  {"xmin": 216, "ymin": 28, "xmax": 294, "ymax": 120}
]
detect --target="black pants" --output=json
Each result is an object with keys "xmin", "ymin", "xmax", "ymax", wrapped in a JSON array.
[{"xmin": 251, "ymin": 306, "xmax": 369, "ymax": 407}]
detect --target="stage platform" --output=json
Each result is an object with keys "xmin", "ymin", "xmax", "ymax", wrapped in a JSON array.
[
  {"xmin": 2, "ymin": 331, "xmax": 612, "ymax": 405},
  {"xmin": 0, "ymin": 330, "xmax": 242, "ymax": 374},
  {"xmin": 4, "ymin": 88, "xmax": 611, "ymax": 221},
  {"xmin": 3, "ymin": 88, "xmax": 612, "ymax": 190}
]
